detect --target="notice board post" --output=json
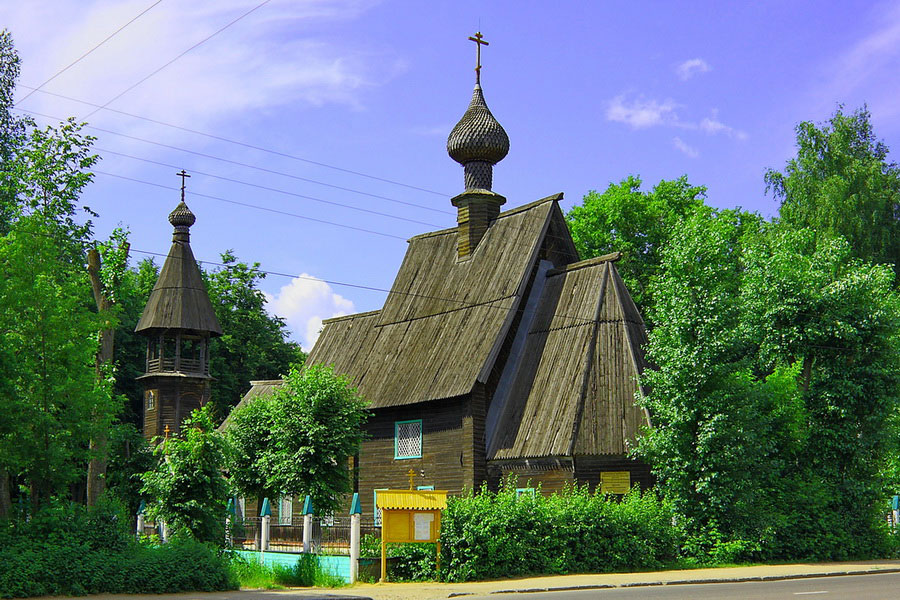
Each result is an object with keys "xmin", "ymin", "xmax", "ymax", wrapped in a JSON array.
[{"xmin": 375, "ymin": 487, "xmax": 448, "ymax": 582}]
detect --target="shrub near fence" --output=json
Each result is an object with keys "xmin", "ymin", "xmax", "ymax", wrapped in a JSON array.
[{"xmin": 436, "ymin": 483, "xmax": 680, "ymax": 582}]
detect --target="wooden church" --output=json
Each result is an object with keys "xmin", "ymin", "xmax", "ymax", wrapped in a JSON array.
[
  {"xmin": 233, "ymin": 35, "xmax": 652, "ymax": 518},
  {"xmin": 136, "ymin": 178, "xmax": 222, "ymax": 441}
]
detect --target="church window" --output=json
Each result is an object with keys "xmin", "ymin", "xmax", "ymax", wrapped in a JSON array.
[
  {"xmin": 395, "ymin": 420, "xmax": 422, "ymax": 459},
  {"xmin": 278, "ymin": 497, "xmax": 292, "ymax": 525},
  {"xmin": 516, "ymin": 487, "xmax": 536, "ymax": 499},
  {"xmin": 145, "ymin": 389, "xmax": 156, "ymax": 411},
  {"xmin": 417, "ymin": 485, "xmax": 434, "ymax": 491}
]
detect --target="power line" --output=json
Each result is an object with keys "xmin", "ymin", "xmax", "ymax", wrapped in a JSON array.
[
  {"xmin": 15, "ymin": 0, "xmax": 164, "ymax": 106},
  {"xmin": 94, "ymin": 147, "xmax": 444, "ymax": 228},
  {"xmin": 16, "ymin": 106, "xmax": 454, "ymax": 215},
  {"xmin": 83, "ymin": 0, "xmax": 273, "ymax": 120},
  {"xmin": 18, "ymin": 85, "xmax": 451, "ymax": 198},
  {"xmin": 93, "ymin": 170, "xmax": 411, "ymax": 241}
]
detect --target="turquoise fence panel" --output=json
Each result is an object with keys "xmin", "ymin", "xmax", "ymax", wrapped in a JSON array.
[{"xmin": 234, "ymin": 550, "xmax": 351, "ymax": 584}]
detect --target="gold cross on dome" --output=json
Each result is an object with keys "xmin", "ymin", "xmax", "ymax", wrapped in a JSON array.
[{"xmin": 468, "ymin": 31, "xmax": 489, "ymax": 83}]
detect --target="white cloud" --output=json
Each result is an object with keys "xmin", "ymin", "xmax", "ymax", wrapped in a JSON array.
[
  {"xmin": 675, "ymin": 58, "xmax": 711, "ymax": 81},
  {"xmin": 814, "ymin": 3, "xmax": 900, "ymax": 122},
  {"xmin": 606, "ymin": 95, "xmax": 678, "ymax": 129},
  {"xmin": 265, "ymin": 273, "xmax": 355, "ymax": 350},
  {"xmin": 672, "ymin": 136, "xmax": 698, "ymax": 158},
  {"xmin": 4, "ymin": 1, "xmax": 396, "ymax": 137},
  {"xmin": 699, "ymin": 110, "xmax": 748, "ymax": 140}
]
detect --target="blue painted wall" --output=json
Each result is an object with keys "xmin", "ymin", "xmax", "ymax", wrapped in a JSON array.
[{"xmin": 235, "ymin": 550, "xmax": 351, "ymax": 584}]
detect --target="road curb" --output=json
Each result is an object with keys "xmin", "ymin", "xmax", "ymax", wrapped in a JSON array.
[{"xmin": 471, "ymin": 567, "xmax": 900, "ymax": 595}]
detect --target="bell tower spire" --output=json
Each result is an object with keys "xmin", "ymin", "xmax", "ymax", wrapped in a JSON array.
[
  {"xmin": 447, "ymin": 32, "xmax": 509, "ymax": 258},
  {"xmin": 135, "ymin": 171, "xmax": 222, "ymax": 441}
]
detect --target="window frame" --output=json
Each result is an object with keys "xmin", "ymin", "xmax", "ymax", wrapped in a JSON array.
[
  {"xmin": 394, "ymin": 419, "xmax": 423, "ymax": 460},
  {"xmin": 515, "ymin": 487, "xmax": 536, "ymax": 499}
]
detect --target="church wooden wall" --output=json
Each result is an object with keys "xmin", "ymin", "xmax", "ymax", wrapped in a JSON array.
[
  {"xmin": 141, "ymin": 376, "xmax": 208, "ymax": 441},
  {"xmin": 573, "ymin": 455, "xmax": 655, "ymax": 493},
  {"xmin": 357, "ymin": 393, "xmax": 487, "ymax": 517},
  {"xmin": 486, "ymin": 459, "xmax": 576, "ymax": 494}
]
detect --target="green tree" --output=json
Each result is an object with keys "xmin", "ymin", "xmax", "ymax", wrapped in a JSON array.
[
  {"xmin": 565, "ymin": 175, "xmax": 708, "ymax": 323},
  {"xmin": 635, "ymin": 209, "xmax": 793, "ymax": 558},
  {"xmin": 141, "ymin": 405, "xmax": 229, "ymax": 543},
  {"xmin": 226, "ymin": 364, "xmax": 367, "ymax": 514},
  {"xmin": 740, "ymin": 228, "xmax": 900, "ymax": 558},
  {"xmin": 0, "ymin": 30, "xmax": 113, "ymax": 513},
  {"xmin": 766, "ymin": 106, "xmax": 900, "ymax": 275},
  {"xmin": 206, "ymin": 251, "xmax": 305, "ymax": 420}
]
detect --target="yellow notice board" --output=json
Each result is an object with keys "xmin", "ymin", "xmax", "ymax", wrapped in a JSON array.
[
  {"xmin": 600, "ymin": 471, "xmax": 631, "ymax": 494},
  {"xmin": 382, "ymin": 510, "xmax": 440, "ymax": 542}
]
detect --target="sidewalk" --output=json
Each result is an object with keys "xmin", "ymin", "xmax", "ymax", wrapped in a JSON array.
[{"xmin": 344, "ymin": 560, "xmax": 900, "ymax": 600}]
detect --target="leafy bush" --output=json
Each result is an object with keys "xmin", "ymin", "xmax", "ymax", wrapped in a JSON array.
[
  {"xmin": 0, "ymin": 500, "xmax": 236, "ymax": 598},
  {"xmin": 374, "ymin": 481, "xmax": 680, "ymax": 582}
]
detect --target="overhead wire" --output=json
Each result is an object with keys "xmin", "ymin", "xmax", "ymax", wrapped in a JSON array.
[
  {"xmin": 14, "ymin": 0, "xmax": 164, "ymax": 106},
  {"xmin": 16, "ymin": 106, "xmax": 454, "ymax": 215},
  {"xmin": 18, "ymin": 85, "xmax": 451, "ymax": 198},
  {"xmin": 82, "ymin": 0, "xmax": 273, "ymax": 120},
  {"xmin": 92, "ymin": 170, "xmax": 411, "ymax": 241},
  {"xmin": 94, "ymin": 147, "xmax": 444, "ymax": 228}
]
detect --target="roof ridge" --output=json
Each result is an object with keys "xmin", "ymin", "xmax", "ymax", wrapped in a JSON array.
[
  {"xmin": 321, "ymin": 309, "xmax": 381, "ymax": 325},
  {"xmin": 405, "ymin": 193, "xmax": 564, "ymax": 243},
  {"xmin": 546, "ymin": 252, "xmax": 621, "ymax": 277},
  {"xmin": 248, "ymin": 379, "xmax": 284, "ymax": 386}
]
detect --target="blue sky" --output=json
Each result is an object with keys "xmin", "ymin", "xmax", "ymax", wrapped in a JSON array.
[{"xmin": 4, "ymin": 0, "xmax": 900, "ymax": 349}]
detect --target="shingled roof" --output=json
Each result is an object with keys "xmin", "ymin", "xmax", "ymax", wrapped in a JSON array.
[
  {"xmin": 135, "ymin": 202, "xmax": 222, "ymax": 336},
  {"xmin": 487, "ymin": 255, "xmax": 650, "ymax": 460},
  {"xmin": 307, "ymin": 194, "xmax": 575, "ymax": 409}
]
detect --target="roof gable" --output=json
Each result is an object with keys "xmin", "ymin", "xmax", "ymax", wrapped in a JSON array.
[
  {"xmin": 489, "ymin": 258, "xmax": 649, "ymax": 460},
  {"xmin": 307, "ymin": 195, "xmax": 574, "ymax": 408}
]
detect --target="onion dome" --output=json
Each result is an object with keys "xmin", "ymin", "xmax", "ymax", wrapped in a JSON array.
[
  {"xmin": 447, "ymin": 84, "xmax": 509, "ymax": 191},
  {"xmin": 168, "ymin": 201, "xmax": 196, "ymax": 228}
]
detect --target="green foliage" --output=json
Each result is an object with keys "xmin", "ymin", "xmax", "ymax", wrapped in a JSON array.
[
  {"xmin": 226, "ymin": 364, "xmax": 368, "ymax": 514},
  {"xmin": 766, "ymin": 106, "xmax": 900, "ymax": 276},
  {"xmin": 206, "ymin": 250, "xmax": 306, "ymax": 419},
  {"xmin": 0, "ymin": 500, "xmax": 236, "ymax": 597},
  {"xmin": 638, "ymin": 206, "xmax": 900, "ymax": 560},
  {"xmin": 566, "ymin": 175, "xmax": 709, "ymax": 324},
  {"xmin": 140, "ymin": 406, "xmax": 229, "ymax": 543},
  {"xmin": 419, "ymin": 481, "xmax": 679, "ymax": 582},
  {"xmin": 104, "ymin": 423, "xmax": 154, "ymax": 516}
]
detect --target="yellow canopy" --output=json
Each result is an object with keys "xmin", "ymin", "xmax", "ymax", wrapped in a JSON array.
[{"xmin": 376, "ymin": 490, "xmax": 448, "ymax": 510}]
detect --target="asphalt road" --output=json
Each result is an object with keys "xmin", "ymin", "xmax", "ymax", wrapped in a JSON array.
[{"xmin": 478, "ymin": 572, "xmax": 900, "ymax": 600}]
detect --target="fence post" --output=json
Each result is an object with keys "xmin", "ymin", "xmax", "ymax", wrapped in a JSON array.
[
  {"xmin": 135, "ymin": 500, "xmax": 145, "ymax": 539},
  {"xmin": 302, "ymin": 495, "xmax": 314, "ymax": 553},
  {"xmin": 349, "ymin": 493, "xmax": 361, "ymax": 583},
  {"xmin": 260, "ymin": 498, "xmax": 271, "ymax": 552},
  {"xmin": 225, "ymin": 498, "xmax": 235, "ymax": 548}
]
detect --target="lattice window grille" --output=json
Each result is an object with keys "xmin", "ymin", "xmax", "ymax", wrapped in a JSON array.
[{"xmin": 396, "ymin": 420, "xmax": 422, "ymax": 458}]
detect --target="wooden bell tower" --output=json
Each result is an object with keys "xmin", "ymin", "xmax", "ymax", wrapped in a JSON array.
[{"xmin": 135, "ymin": 172, "xmax": 222, "ymax": 440}]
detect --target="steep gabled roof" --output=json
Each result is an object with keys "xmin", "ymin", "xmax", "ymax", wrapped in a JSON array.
[
  {"xmin": 136, "ymin": 202, "xmax": 222, "ymax": 336},
  {"xmin": 307, "ymin": 194, "xmax": 574, "ymax": 409},
  {"xmin": 488, "ymin": 256, "xmax": 649, "ymax": 460}
]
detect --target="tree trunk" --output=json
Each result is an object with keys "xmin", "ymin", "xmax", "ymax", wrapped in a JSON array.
[
  {"xmin": 0, "ymin": 468, "xmax": 11, "ymax": 518},
  {"xmin": 86, "ymin": 245, "xmax": 128, "ymax": 507}
]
